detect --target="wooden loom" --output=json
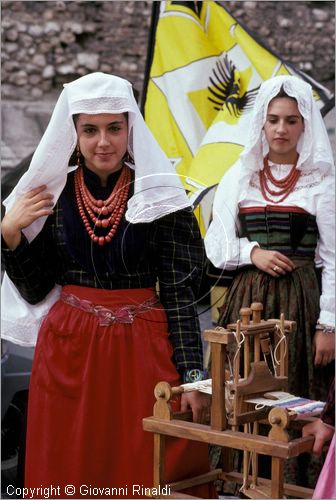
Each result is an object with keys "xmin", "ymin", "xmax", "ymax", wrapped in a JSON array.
[{"xmin": 143, "ymin": 302, "xmax": 316, "ymax": 499}]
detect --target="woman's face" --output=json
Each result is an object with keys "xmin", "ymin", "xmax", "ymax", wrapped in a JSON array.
[
  {"xmin": 263, "ymin": 97, "xmax": 304, "ymax": 163},
  {"xmin": 76, "ymin": 113, "xmax": 128, "ymax": 184}
]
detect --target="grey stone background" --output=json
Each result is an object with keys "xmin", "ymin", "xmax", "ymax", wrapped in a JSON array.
[{"xmin": 1, "ymin": 0, "xmax": 335, "ymax": 175}]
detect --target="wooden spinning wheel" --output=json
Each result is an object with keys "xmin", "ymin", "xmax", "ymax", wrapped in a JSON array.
[{"xmin": 143, "ymin": 303, "xmax": 316, "ymax": 499}]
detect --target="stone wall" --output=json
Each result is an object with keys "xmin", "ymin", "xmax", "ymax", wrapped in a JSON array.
[
  {"xmin": 2, "ymin": 1, "xmax": 152, "ymax": 101},
  {"xmin": 226, "ymin": 1, "xmax": 335, "ymax": 92},
  {"xmin": 1, "ymin": 1, "xmax": 335, "ymax": 172}
]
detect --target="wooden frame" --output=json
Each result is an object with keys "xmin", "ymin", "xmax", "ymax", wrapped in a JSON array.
[{"xmin": 143, "ymin": 303, "xmax": 315, "ymax": 499}]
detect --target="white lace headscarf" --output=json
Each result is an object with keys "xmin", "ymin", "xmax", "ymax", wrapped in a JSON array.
[
  {"xmin": 240, "ymin": 75, "xmax": 334, "ymax": 175},
  {"xmin": 2, "ymin": 72, "xmax": 191, "ymax": 346},
  {"xmin": 3, "ymin": 72, "xmax": 191, "ymax": 242}
]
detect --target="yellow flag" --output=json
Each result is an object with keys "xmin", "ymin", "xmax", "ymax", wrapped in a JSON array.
[{"xmin": 144, "ymin": 1, "xmax": 333, "ymax": 232}]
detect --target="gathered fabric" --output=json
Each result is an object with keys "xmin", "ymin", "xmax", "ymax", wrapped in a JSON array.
[{"xmin": 25, "ymin": 285, "xmax": 214, "ymax": 499}]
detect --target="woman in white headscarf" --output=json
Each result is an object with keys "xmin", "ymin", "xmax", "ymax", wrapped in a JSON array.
[
  {"xmin": 205, "ymin": 75, "xmax": 334, "ymax": 487},
  {"xmin": 1, "ymin": 73, "xmax": 214, "ymax": 498}
]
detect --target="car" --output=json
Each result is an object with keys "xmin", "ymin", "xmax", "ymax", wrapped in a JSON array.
[
  {"xmin": 1, "ymin": 341, "xmax": 33, "ymax": 489},
  {"xmin": 2, "ymin": 152, "xmax": 34, "ymax": 490}
]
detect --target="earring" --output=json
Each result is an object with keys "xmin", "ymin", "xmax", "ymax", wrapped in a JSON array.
[{"xmin": 76, "ymin": 145, "xmax": 82, "ymax": 168}]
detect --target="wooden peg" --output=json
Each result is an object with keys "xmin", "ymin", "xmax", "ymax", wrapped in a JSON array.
[
  {"xmin": 268, "ymin": 407, "xmax": 290, "ymax": 442},
  {"xmin": 251, "ymin": 302, "xmax": 263, "ymax": 324},
  {"xmin": 154, "ymin": 381, "xmax": 173, "ymax": 401},
  {"xmin": 240, "ymin": 307, "xmax": 252, "ymax": 326},
  {"xmin": 153, "ymin": 382, "xmax": 174, "ymax": 420}
]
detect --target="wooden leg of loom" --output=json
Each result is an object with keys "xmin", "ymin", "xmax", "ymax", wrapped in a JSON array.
[
  {"xmin": 220, "ymin": 446, "xmax": 233, "ymax": 495},
  {"xmin": 211, "ymin": 342, "xmax": 227, "ymax": 431},
  {"xmin": 271, "ymin": 457, "xmax": 284, "ymax": 499},
  {"xmin": 243, "ymin": 424, "xmax": 250, "ymax": 490},
  {"xmin": 252, "ymin": 422, "xmax": 258, "ymax": 487},
  {"xmin": 154, "ymin": 433, "xmax": 166, "ymax": 489}
]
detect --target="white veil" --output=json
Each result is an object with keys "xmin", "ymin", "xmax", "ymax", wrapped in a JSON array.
[
  {"xmin": 239, "ymin": 75, "xmax": 334, "ymax": 175},
  {"xmin": 2, "ymin": 72, "xmax": 191, "ymax": 346},
  {"xmin": 3, "ymin": 72, "xmax": 191, "ymax": 242}
]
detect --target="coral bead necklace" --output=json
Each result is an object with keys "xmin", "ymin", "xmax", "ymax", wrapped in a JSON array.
[
  {"xmin": 74, "ymin": 165, "xmax": 131, "ymax": 245},
  {"xmin": 259, "ymin": 154, "xmax": 301, "ymax": 203}
]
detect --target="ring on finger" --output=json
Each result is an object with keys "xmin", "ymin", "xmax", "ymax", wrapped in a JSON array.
[{"xmin": 273, "ymin": 265, "xmax": 280, "ymax": 272}]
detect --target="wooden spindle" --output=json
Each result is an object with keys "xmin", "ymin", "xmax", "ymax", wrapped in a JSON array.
[
  {"xmin": 251, "ymin": 303, "xmax": 263, "ymax": 362},
  {"xmin": 240, "ymin": 307, "xmax": 252, "ymax": 326},
  {"xmin": 251, "ymin": 302, "xmax": 263, "ymax": 324}
]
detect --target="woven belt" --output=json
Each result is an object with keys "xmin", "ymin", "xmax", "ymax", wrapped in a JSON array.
[{"xmin": 61, "ymin": 291, "xmax": 159, "ymax": 326}]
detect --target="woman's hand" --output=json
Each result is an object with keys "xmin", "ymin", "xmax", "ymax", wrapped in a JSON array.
[
  {"xmin": 180, "ymin": 391, "xmax": 211, "ymax": 424},
  {"xmin": 313, "ymin": 330, "xmax": 335, "ymax": 366},
  {"xmin": 1, "ymin": 185, "xmax": 54, "ymax": 250},
  {"xmin": 251, "ymin": 247, "xmax": 296, "ymax": 277},
  {"xmin": 302, "ymin": 419, "xmax": 334, "ymax": 455}
]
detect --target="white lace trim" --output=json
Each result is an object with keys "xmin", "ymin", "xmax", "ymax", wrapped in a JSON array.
[{"xmin": 70, "ymin": 96, "xmax": 131, "ymax": 115}]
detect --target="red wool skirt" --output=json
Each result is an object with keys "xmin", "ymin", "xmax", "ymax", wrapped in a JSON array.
[{"xmin": 25, "ymin": 285, "xmax": 215, "ymax": 498}]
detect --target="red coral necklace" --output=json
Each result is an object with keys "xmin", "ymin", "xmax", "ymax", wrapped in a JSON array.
[
  {"xmin": 259, "ymin": 154, "xmax": 301, "ymax": 203},
  {"xmin": 74, "ymin": 165, "xmax": 131, "ymax": 245}
]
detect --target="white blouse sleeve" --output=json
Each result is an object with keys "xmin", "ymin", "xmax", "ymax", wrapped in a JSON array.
[
  {"xmin": 315, "ymin": 176, "xmax": 335, "ymax": 326},
  {"xmin": 204, "ymin": 163, "xmax": 259, "ymax": 270}
]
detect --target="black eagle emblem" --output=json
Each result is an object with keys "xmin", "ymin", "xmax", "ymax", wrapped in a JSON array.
[
  {"xmin": 208, "ymin": 55, "xmax": 260, "ymax": 117},
  {"xmin": 171, "ymin": 1, "xmax": 202, "ymax": 16}
]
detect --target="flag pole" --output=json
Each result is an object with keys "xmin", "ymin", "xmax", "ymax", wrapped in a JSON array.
[{"xmin": 140, "ymin": 1, "xmax": 161, "ymax": 115}]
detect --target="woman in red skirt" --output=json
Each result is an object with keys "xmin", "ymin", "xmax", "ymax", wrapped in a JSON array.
[{"xmin": 2, "ymin": 73, "xmax": 214, "ymax": 498}]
